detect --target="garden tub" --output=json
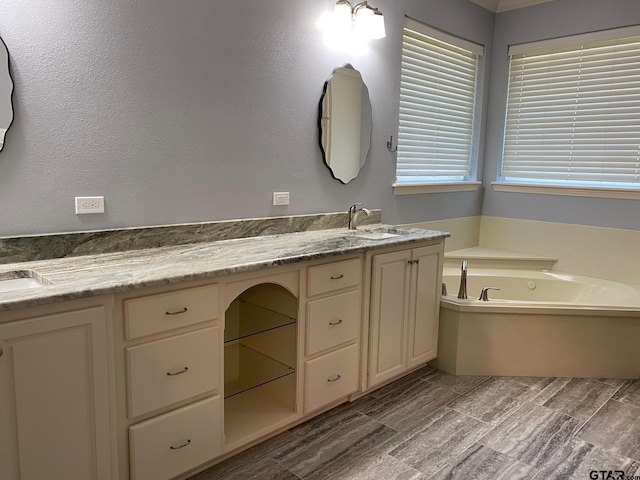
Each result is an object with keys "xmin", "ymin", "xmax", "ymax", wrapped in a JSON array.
[{"xmin": 434, "ymin": 268, "xmax": 640, "ymax": 379}]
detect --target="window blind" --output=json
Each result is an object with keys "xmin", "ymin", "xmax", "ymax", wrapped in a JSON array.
[
  {"xmin": 501, "ymin": 33, "xmax": 640, "ymax": 187},
  {"xmin": 396, "ymin": 21, "xmax": 481, "ymax": 185}
]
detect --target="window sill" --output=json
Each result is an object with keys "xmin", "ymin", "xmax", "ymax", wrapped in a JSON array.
[
  {"xmin": 393, "ymin": 182, "xmax": 481, "ymax": 196},
  {"xmin": 492, "ymin": 182, "xmax": 640, "ymax": 200}
]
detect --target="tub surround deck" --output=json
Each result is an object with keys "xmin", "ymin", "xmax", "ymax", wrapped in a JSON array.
[
  {"xmin": 0, "ymin": 216, "xmax": 448, "ymax": 312},
  {"xmin": 445, "ymin": 246, "xmax": 558, "ymax": 270}
]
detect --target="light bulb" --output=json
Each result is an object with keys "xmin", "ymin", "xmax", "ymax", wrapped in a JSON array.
[
  {"xmin": 334, "ymin": 1, "xmax": 353, "ymax": 32},
  {"xmin": 370, "ymin": 10, "xmax": 386, "ymax": 39},
  {"xmin": 354, "ymin": 5, "xmax": 374, "ymax": 38}
]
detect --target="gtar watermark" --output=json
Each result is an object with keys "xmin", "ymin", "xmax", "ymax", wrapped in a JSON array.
[{"xmin": 589, "ymin": 471, "xmax": 640, "ymax": 480}]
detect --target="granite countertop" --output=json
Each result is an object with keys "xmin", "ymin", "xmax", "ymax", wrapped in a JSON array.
[{"xmin": 0, "ymin": 225, "xmax": 449, "ymax": 312}]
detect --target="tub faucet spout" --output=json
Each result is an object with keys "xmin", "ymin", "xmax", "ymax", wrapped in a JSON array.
[{"xmin": 457, "ymin": 260, "xmax": 468, "ymax": 299}]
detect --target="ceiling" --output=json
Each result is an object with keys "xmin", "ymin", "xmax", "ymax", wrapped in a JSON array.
[{"xmin": 469, "ymin": 0, "xmax": 555, "ymax": 12}]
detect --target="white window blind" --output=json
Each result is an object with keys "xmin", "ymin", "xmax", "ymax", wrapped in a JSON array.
[
  {"xmin": 501, "ymin": 28, "xmax": 640, "ymax": 188},
  {"xmin": 396, "ymin": 20, "xmax": 482, "ymax": 185}
]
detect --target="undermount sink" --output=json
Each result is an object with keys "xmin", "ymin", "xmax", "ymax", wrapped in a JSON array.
[
  {"xmin": 349, "ymin": 227, "xmax": 411, "ymax": 241},
  {"xmin": 0, "ymin": 273, "xmax": 43, "ymax": 293}
]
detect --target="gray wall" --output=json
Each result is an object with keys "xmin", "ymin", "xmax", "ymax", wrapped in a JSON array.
[
  {"xmin": 0, "ymin": 0, "xmax": 493, "ymax": 237},
  {"xmin": 482, "ymin": 0, "xmax": 640, "ymax": 230}
]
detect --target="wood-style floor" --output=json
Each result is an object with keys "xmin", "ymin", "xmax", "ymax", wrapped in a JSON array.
[{"xmin": 189, "ymin": 367, "xmax": 640, "ymax": 479}]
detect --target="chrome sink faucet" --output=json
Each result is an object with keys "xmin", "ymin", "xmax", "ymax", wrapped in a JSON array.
[
  {"xmin": 457, "ymin": 260, "xmax": 468, "ymax": 299},
  {"xmin": 348, "ymin": 203, "xmax": 371, "ymax": 230}
]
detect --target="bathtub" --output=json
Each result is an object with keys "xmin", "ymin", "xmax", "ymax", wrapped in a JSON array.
[{"xmin": 434, "ymin": 268, "xmax": 640, "ymax": 379}]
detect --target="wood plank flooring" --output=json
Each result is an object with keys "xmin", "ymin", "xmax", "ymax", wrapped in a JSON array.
[{"xmin": 189, "ymin": 367, "xmax": 640, "ymax": 480}]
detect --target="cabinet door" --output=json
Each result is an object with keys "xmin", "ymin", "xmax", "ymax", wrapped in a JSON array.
[
  {"xmin": 0, "ymin": 307, "xmax": 111, "ymax": 480},
  {"xmin": 368, "ymin": 249, "xmax": 411, "ymax": 387},
  {"xmin": 406, "ymin": 244, "xmax": 443, "ymax": 369}
]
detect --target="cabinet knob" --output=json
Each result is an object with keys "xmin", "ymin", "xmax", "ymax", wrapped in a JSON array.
[
  {"xmin": 330, "ymin": 274, "xmax": 344, "ymax": 280},
  {"xmin": 328, "ymin": 319, "xmax": 343, "ymax": 326},
  {"xmin": 169, "ymin": 439, "xmax": 192, "ymax": 450},
  {"xmin": 327, "ymin": 374, "xmax": 342, "ymax": 382},
  {"xmin": 165, "ymin": 307, "xmax": 189, "ymax": 316},
  {"xmin": 166, "ymin": 366, "xmax": 189, "ymax": 376}
]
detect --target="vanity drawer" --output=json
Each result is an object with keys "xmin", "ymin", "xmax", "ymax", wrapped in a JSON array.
[
  {"xmin": 306, "ymin": 290, "xmax": 360, "ymax": 356},
  {"xmin": 127, "ymin": 326, "xmax": 220, "ymax": 418},
  {"xmin": 307, "ymin": 258, "xmax": 361, "ymax": 297},
  {"xmin": 129, "ymin": 395, "xmax": 222, "ymax": 480},
  {"xmin": 304, "ymin": 343, "xmax": 359, "ymax": 413},
  {"xmin": 124, "ymin": 284, "xmax": 219, "ymax": 340}
]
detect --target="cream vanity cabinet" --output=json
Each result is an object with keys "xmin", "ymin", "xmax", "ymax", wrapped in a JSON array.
[
  {"xmin": 115, "ymin": 258, "xmax": 364, "ymax": 480},
  {"xmin": 115, "ymin": 283, "xmax": 223, "ymax": 480},
  {"xmin": 366, "ymin": 243, "xmax": 444, "ymax": 388},
  {"xmin": 0, "ymin": 298, "xmax": 114, "ymax": 480},
  {"xmin": 223, "ymin": 259, "xmax": 363, "ymax": 447},
  {"xmin": 303, "ymin": 257, "xmax": 362, "ymax": 413}
]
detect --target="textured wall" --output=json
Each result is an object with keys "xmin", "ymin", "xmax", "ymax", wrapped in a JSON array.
[
  {"xmin": 0, "ymin": 0, "xmax": 493, "ymax": 236},
  {"xmin": 482, "ymin": 0, "xmax": 640, "ymax": 229}
]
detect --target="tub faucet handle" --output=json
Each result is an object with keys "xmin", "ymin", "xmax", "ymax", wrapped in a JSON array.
[{"xmin": 479, "ymin": 286, "xmax": 501, "ymax": 301}]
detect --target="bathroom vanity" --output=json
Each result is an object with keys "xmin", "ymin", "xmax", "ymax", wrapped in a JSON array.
[{"xmin": 0, "ymin": 223, "xmax": 447, "ymax": 480}]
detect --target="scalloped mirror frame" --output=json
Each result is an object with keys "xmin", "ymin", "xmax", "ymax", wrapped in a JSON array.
[
  {"xmin": 0, "ymin": 36, "xmax": 14, "ymax": 152},
  {"xmin": 319, "ymin": 64, "xmax": 372, "ymax": 184}
]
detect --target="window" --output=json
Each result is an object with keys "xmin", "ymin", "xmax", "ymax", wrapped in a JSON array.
[
  {"xmin": 394, "ymin": 19, "xmax": 483, "ymax": 194},
  {"xmin": 498, "ymin": 26, "xmax": 640, "ymax": 198}
]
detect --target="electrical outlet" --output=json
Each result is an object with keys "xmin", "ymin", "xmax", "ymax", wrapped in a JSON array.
[
  {"xmin": 273, "ymin": 192, "xmax": 290, "ymax": 206},
  {"xmin": 75, "ymin": 196, "xmax": 105, "ymax": 214}
]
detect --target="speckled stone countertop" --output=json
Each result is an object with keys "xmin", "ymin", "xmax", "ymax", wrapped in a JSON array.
[{"xmin": 0, "ymin": 225, "xmax": 449, "ymax": 312}]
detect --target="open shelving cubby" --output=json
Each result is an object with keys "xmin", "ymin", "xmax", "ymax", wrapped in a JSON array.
[{"xmin": 223, "ymin": 284, "xmax": 298, "ymax": 448}]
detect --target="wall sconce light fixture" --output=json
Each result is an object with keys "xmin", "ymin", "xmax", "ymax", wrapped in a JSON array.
[
  {"xmin": 333, "ymin": 1, "xmax": 386, "ymax": 40},
  {"xmin": 318, "ymin": 1, "xmax": 386, "ymax": 54}
]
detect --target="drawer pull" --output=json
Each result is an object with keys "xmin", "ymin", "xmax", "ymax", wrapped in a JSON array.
[
  {"xmin": 327, "ymin": 374, "xmax": 342, "ymax": 382},
  {"xmin": 330, "ymin": 274, "xmax": 344, "ymax": 280},
  {"xmin": 165, "ymin": 307, "xmax": 189, "ymax": 316},
  {"xmin": 166, "ymin": 366, "xmax": 189, "ymax": 376},
  {"xmin": 328, "ymin": 319, "xmax": 343, "ymax": 326},
  {"xmin": 169, "ymin": 439, "xmax": 191, "ymax": 450}
]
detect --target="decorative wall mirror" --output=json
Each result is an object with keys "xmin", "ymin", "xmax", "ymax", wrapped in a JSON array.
[
  {"xmin": 319, "ymin": 64, "xmax": 372, "ymax": 184},
  {"xmin": 0, "ymin": 36, "xmax": 14, "ymax": 152}
]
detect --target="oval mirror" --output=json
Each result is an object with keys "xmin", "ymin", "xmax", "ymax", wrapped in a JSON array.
[
  {"xmin": 319, "ymin": 64, "xmax": 372, "ymax": 184},
  {"xmin": 0, "ymin": 36, "xmax": 13, "ymax": 151}
]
